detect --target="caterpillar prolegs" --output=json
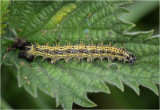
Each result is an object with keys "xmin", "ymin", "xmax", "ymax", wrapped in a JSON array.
[{"xmin": 12, "ymin": 40, "xmax": 136, "ymax": 65}]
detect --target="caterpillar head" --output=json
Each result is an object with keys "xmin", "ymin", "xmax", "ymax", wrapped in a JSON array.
[
  {"xmin": 18, "ymin": 51, "xmax": 34, "ymax": 62},
  {"xmin": 11, "ymin": 40, "xmax": 34, "ymax": 62},
  {"xmin": 11, "ymin": 40, "xmax": 32, "ymax": 51}
]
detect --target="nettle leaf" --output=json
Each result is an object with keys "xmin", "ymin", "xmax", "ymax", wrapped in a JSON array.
[
  {"xmin": 0, "ymin": 0, "xmax": 11, "ymax": 35},
  {"xmin": 2, "ymin": 1, "xmax": 159, "ymax": 109}
]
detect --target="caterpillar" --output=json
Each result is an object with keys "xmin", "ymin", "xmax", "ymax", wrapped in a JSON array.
[{"xmin": 11, "ymin": 40, "xmax": 136, "ymax": 65}]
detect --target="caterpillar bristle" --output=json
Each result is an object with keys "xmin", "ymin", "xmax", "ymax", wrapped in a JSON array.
[{"xmin": 115, "ymin": 43, "xmax": 117, "ymax": 47}]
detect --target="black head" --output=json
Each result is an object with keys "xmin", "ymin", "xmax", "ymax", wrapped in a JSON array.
[
  {"xmin": 18, "ymin": 51, "xmax": 34, "ymax": 62},
  {"xmin": 18, "ymin": 51, "xmax": 28, "ymax": 59},
  {"xmin": 11, "ymin": 41, "xmax": 32, "ymax": 50}
]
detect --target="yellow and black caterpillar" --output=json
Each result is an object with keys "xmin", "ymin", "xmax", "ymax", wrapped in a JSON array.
[{"xmin": 12, "ymin": 40, "xmax": 136, "ymax": 65}]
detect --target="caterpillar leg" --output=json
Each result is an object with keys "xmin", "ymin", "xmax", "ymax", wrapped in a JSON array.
[
  {"xmin": 51, "ymin": 59, "xmax": 56, "ymax": 64},
  {"xmin": 64, "ymin": 58, "xmax": 69, "ymax": 63},
  {"xmin": 78, "ymin": 58, "xmax": 81, "ymax": 62},
  {"xmin": 99, "ymin": 57, "xmax": 103, "ymax": 62},
  {"xmin": 87, "ymin": 57, "xmax": 94, "ymax": 62}
]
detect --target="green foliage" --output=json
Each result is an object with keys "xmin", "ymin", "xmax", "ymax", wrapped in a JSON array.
[
  {"xmin": 2, "ymin": 1, "xmax": 159, "ymax": 109},
  {"xmin": 120, "ymin": 1, "xmax": 159, "ymax": 23},
  {"xmin": 0, "ymin": 0, "xmax": 10, "ymax": 35}
]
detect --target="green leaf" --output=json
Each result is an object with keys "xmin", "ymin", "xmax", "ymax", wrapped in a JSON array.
[
  {"xmin": 120, "ymin": 1, "xmax": 159, "ymax": 23},
  {"xmin": 0, "ymin": 0, "xmax": 10, "ymax": 35},
  {"xmin": 2, "ymin": 1, "xmax": 159, "ymax": 109}
]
